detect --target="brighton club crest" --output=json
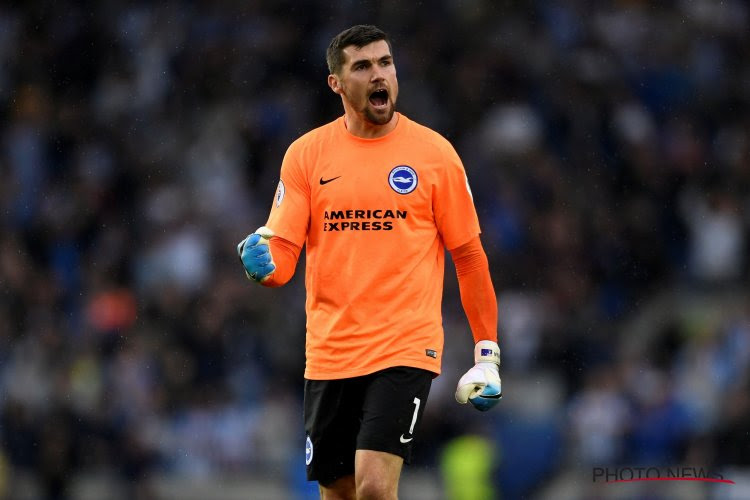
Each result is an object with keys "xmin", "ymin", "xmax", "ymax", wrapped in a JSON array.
[{"xmin": 388, "ymin": 165, "xmax": 418, "ymax": 194}]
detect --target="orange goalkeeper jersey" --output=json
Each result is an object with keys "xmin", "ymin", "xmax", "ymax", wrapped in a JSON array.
[{"xmin": 266, "ymin": 113, "xmax": 480, "ymax": 379}]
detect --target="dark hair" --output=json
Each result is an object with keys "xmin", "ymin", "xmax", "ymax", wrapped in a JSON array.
[{"xmin": 326, "ymin": 25, "xmax": 392, "ymax": 75}]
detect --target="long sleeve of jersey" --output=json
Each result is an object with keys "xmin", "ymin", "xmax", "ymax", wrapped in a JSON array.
[
  {"xmin": 450, "ymin": 236, "xmax": 498, "ymax": 343},
  {"xmin": 260, "ymin": 236, "xmax": 302, "ymax": 287}
]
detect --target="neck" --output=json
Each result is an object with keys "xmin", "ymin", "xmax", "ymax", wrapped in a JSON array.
[{"xmin": 343, "ymin": 110, "xmax": 399, "ymax": 139}]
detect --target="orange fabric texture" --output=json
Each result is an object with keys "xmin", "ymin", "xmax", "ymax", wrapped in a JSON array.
[
  {"xmin": 263, "ymin": 236, "xmax": 302, "ymax": 287},
  {"xmin": 265, "ymin": 113, "xmax": 482, "ymax": 379},
  {"xmin": 450, "ymin": 236, "xmax": 498, "ymax": 344}
]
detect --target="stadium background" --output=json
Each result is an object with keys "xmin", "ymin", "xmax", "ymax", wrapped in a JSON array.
[{"xmin": 1, "ymin": 1, "xmax": 749, "ymax": 498}]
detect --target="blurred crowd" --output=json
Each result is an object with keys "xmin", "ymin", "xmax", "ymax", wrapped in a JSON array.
[{"xmin": 1, "ymin": 0, "xmax": 749, "ymax": 498}]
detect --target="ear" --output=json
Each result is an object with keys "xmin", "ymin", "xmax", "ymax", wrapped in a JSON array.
[{"xmin": 328, "ymin": 74, "xmax": 342, "ymax": 95}]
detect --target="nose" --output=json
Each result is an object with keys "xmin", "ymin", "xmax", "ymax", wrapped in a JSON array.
[{"xmin": 370, "ymin": 64, "xmax": 385, "ymax": 82}]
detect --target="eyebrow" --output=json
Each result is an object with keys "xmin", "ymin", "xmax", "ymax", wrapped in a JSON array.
[{"xmin": 350, "ymin": 54, "xmax": 393, "ymax": 68}]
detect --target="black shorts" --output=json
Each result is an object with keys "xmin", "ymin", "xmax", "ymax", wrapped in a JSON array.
[{"xmin": 303, "ymin": 366, "xmax": 433, "ymax": 485}]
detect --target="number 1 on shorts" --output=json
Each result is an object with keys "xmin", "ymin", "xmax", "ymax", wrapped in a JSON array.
[{"xmin": 408, "ymin": 397, "xmax": 420, "ymax": 435}]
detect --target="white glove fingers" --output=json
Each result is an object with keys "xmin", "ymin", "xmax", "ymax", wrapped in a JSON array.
[
  {"xmin": 455, "ymin": 346, "xmax": 502, "ymax": 410},
  {"xmin": 456, "ymin": 383, "xmax": 488, "ymax": 403}
]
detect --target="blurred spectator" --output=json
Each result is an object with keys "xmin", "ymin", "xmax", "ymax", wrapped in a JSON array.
[
  {"xmin": 440, "ymin": 434, "xmax": 497, "ymax": 500},
  {"xmin": 680, "ymin": 187, "xmax": 746, "ymax": 284},
  {"xmin": 567, "ymin": 365, "xmax": 632, "ymax": 465}
]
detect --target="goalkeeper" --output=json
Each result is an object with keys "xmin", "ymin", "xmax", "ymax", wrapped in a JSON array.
[{"xmin": 238, "ymin": 24, "xmax": 501, "ymax": 500}]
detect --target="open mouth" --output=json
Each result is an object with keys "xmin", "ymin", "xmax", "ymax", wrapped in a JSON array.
[{"xmin": 369, "ymin": 89, "xmax": 389, "ymax": 108}]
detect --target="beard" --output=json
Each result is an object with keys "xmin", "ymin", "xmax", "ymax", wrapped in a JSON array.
[{"xmin": 363, "ymin": 99, "xmax": 395, "ymax": 125}]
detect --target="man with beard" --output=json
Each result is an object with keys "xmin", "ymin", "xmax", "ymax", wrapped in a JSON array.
[{"xmin": 238, "ymin": 25, "xmax": 502, "ymax": 499}]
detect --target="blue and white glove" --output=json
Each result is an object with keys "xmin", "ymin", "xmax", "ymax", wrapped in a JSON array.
[
  {"xmin": 455, "ymin": 340, "xmax": 502, "ymax": 411},
  {"xmin": 237, "ymin": 226, "xmax": 276, "ymax": 283}
]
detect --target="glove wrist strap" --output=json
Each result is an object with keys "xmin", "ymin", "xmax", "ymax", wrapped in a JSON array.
[{"xmin": 474, "ymin": 340, "xmax": 500, "ymax": 366}]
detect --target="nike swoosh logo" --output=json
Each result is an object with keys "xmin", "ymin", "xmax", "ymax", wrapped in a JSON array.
[
  {"xmin": 319, "ymin": 176, "xmax": 341, "ymax": 185},
  {"xmin": 399, "ymin": 434, "xmax": 413, "ymax": 443}
]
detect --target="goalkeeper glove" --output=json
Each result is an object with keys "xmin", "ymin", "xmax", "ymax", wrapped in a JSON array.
[
  {"xmin": 237, "ymin": 226, "xmax": 276, "ymax": 283},
  {"xmin": 455, "ymin": 340, "xmax": 502, "ymax": 411}
]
